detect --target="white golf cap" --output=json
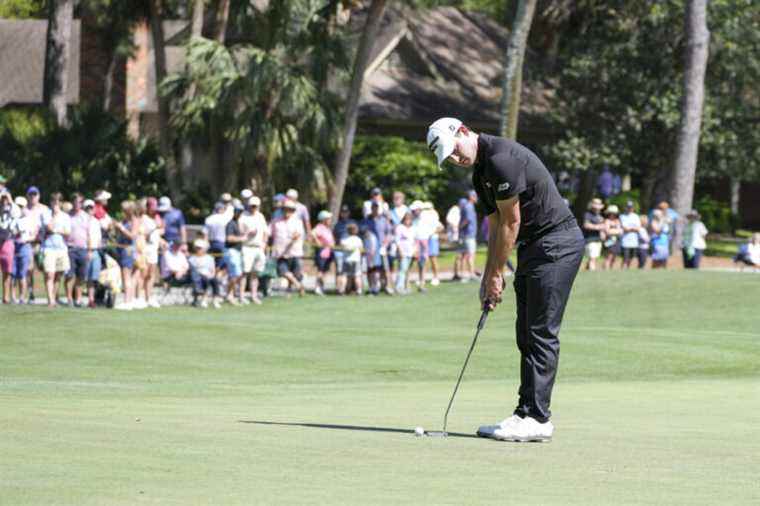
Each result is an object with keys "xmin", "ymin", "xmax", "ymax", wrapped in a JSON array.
[
  {"xmin": 14, "ymin": 195, "xmax": 27, "ymax": 207},
  {"xmin": 241, "ymin": 188, "xmax": 253, "ymax": 199},
  {"xmin": 427, "ymin": 117, "xmax": 462, "ymax": 167},
  {"xmin": 82, "ymin": 199, "xmax": 95, "ymax": 208},
  {"xmin": 248, "ymin": 196, "xmax": 261, "ymax": 207},
  {"xmin": 286, "ymin": 188, "xmax": 298, "ymax": 200},
  {"xmin": 317, "ymin": 210, "xmax": 332, "ymax": 221},
  {"xmin": 94, "ymin": 190, "xmax": 112, "ymax": 202},
  {"xmin": 410, "ymin": 200, "xmax": 424, "ymax": 211}
]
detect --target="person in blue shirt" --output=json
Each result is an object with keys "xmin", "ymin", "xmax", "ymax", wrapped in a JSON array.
[
  {"xmin": 157, "ymin": 196, "xmax": 186, "ymax": 248},
  {"xmin": 361, "ymin": 202, "xmax": 393, "ymax": 294},
  {"xmin": 456, "ymin": 191, "xmax": 478, "ymax": 281}
]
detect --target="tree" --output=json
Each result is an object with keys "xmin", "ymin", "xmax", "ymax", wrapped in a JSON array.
[
  {"xmin": 498, "ymin": 0, "xmax": 537, "ymax": 139},
  {"xmin": 328, "ymin": 0, "xmax": 389, "ymax": 218},
  {"xmin": 43, "ymin": 0, "xmax": 74, "ymax": 127},
  {"xmin": 669, "ymin": 0, "xmax": 710, "ymax": 225},
  {"xmin": 148, "ymin": 0, "xmax": 181, "ymax": 200}
]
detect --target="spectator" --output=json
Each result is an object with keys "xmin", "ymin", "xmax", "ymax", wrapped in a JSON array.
[
  {"xmin": 112, "ymin": 201, "xmax": 138, "ymax": 310},
  {"xmin": 41, "ymin": 192, "xmax": 71, "ymax": 307},
  {"xmin": 583, "ymin": 198, "xmax": 605, "ymax": 271},
  {"xmin": 311, "ymin": 210, "xmax": 335, "ymax": 296},
  {"xmin": 223, "ymin": 202, "xmax": 247, "ymax": 305},
  {"xmin": 0, "ymin": 191, "xmax": 18, "ymax": 303},
  {"xmin": 362, "ymin": 222, "xmax": 381, "ymax": 295},
  {"xmin": 189, "ymin": 239, "xmax": 220, "ymax": 308},
  {"xmin": 239, "ymin": 196, "xmax": 268, "ymax": 305},
  {"xmin": 270, "ymin": 200, "xmax": 305, "ymax": 296},
  {"xmin": 11, "ymin": 196, "xmax": 34, "ymax": 304},
  {"xmin": 362, "ymin": 187, "xmax": 389, "ymax": 218},
  {"xmin": 93, "ymin": 190, "xmax": 112, "ymax": 222},
  {"xmin": 25, "ymin": 186, "xmax": 48, "ymax": 303},
  {"xmin": 596, "ymin": 165, "xmax": 614, "ymax": 200},
  {"xmin": 733, "ymin": 233, "xmax": 760, "ymax": 270},
  {"xmin": 285, "ymin": 189, "xmax": 312, "ymax": 236},
  {"xmin": 163, "ymin": 240, "xmax": 190, "ymax": 282},
  {"xmin": 620, "ymin": 201, "xmax": 640, "ymax": 269},
  {"xmin": 388, "ymin": 191, "xmax": 408, "ymax": 278},
  {"xmin": 271, "ymin": 193, "xmax": 286, "ymax": 221},
  {"xmin": 602, "ymin": 204, "xmax": 623, "ymax": 270},
  {"xmin": 130, "ymin": 201, "xmax": 152, "ymax": 310},
  {"xmin": 339, "ymin": 222, "xmax": 363, "ymax": 295},
  {"xmin": 362, "ymin": 201, "xmax": 393, "ymax": 294},
  {"xmin": 204, "ymin": 202, "xmax": 229, "ymax": 273},
  {"xmin": 651, "ymin": 200, "xmax": 679, "ymax": 253},
  {"xmin": 64, "ymin": 193, "xmax": 90, "ymax": 307},
  {"xmin": 144, "ymin": 197, "xmax": 164, "ymax": 307},
  {"xmin": 241, "ymin": 188, "xmax": 254, "ymax": 202},
  {"xmin": 421, "ymin": 202, "xmax": 443, "ymax": 286},
  {"xmin": 410, "ymin": 201, "xmax": 429, "ymax": 292},
  {"xmin": 681, "ymin": 210, "xmax": 708, "ymax": 269},
  {"xmin": 333, "ymin": 205, "xmax": 356, "ymax": 294},
  {"xmin": 220, "ymin": 193, "xmax": 234, "ymax": 221},
  {"xmin": 394, "ymin": 212, "xmax": 415, "ymax": 294},
  {"xmin": 82, "ymin": 199, "xmax": 102, "ymax": 308},
  {"xmin": 158, "ymin": 196, "xmax": 187, "ymax": 248},
  {"xmin": 650, "ymin": 209, "xmax": 670, "ymax": 269},
  {"xmin": 637, "ymin": 215, "xmax": 650, "ymax": 269},
  {"xmin": 456, "ymin": 191, "xmax": 478, "ymax": 282},
  {"xmin": 446, "ymin": 199, "xmax": 462, "ymax": 244}
]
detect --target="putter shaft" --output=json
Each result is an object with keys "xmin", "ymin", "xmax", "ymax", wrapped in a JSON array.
[{"xmin": 442, "ymin": 308, "xmax": 489, "ymax": 434}]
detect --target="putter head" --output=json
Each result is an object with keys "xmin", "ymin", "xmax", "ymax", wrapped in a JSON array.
[{"xmin": 425, "ymin": 431, "xmax": 448, "ymax": 437}]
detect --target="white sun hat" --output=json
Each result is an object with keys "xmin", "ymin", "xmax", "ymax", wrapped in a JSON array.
[{"xmin": 427, "ymin": 117, "xmax": 463, "ymax": 167}]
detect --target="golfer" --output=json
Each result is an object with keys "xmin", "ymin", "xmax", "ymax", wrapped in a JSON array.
[{"xmin": 426, "ymin": 118, "xmax": 584, "ymax": 442}]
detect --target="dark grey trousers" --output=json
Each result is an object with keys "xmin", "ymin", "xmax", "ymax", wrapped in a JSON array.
[{"xmin": 513, "ymin": 223, "xmax": 584, "ymax": 423}]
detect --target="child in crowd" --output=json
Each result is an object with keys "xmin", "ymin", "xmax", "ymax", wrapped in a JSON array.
[
  {"xmin": 189, "ymin": 239, "xmax": 221, "ymax": 308},
  {"xmin": 394, "ymin": 212, "xmax": 415, "ymax": 294},
  {"xmin": 637, "ymin": 215, "xmax": 650, "ymax": 269},
  {"xmin": 602, "ymin": 205, "xmax": 622, "ymax": 270},
  {"xmin": 339, "ymin": 222, "xmax": 363, "ymax": 295}
]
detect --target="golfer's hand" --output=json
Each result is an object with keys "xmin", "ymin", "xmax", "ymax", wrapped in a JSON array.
[{"xmin": 480, "ymin": 273, "xmax": 503, "ymax": 310}]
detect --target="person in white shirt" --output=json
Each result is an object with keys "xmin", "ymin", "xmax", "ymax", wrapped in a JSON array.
[
  {"xmin": 394, "ymin": 212, "xmax": 416, "ymax": 294},
  {"xmin": 285, "ymin": 189, "xmax": 312, "ymax": 237},
  {"xmin": 410, "ymin": 201, "xmax": 430, "ymax": 292},
  {"xmin": 239, "ymin": 196, "xmax": 268, "ymax": 304},
  {"xmin": 681, "ymin": 210, "xmax": 708, "ymax": 269},
  {"xmin": 339, "ymin": 222, "xmax": 363, "ymax": 295},
  {"xmin": 619, "ymin": 201, "xmax": 641, "ymax": 269},
  {"xmin": 362, "ymin": 187, "xmax": 389, "ymax": 218},
  {"xmin": 83, "ymin": 200, "xmax": 103, "ymax": 308},
  {"xmin": 420, "ymin": 202, "xmax": 443, "ymax": 286},
  {"xmin": 270, "ymin": 200, "xmax": 305, "ymax": 296},
  {"xmin": 41, "ymin": 193, "xmax": 71, "ymax": 307},
  {"xmin": 734, "ymin": 233, "xmax": 760, "ymax": 270}
]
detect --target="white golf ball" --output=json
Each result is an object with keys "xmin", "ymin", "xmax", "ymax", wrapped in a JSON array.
[{"xmin": 414, "ymin": 426, "xmax": 425, "ymax": 437}]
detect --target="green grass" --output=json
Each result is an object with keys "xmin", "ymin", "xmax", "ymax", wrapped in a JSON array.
[{"xmin": 2, "ymin": 271, "xmax": 759, "ymax": 505}]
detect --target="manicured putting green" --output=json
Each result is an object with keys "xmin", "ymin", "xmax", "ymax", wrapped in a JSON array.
[{"xmin": 2, "ymin": 271, "xmax": 758, "ymax": 505}]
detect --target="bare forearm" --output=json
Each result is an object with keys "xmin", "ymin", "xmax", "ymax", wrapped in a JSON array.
[{"xmin": 486, "ymin": 222, "xmax": 518, "ymax": 276}]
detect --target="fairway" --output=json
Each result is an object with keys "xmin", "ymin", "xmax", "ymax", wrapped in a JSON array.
[{"xmin": 2, "ymin": 271, "xmax": 759, "ymax": 505}]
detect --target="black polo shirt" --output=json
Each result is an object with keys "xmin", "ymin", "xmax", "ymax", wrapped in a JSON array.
[{"xmin": 472, "ymin": 134, "xmax": 574, "ymax": 244}]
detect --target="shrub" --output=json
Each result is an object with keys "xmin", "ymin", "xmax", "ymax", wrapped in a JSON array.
[{"xmin": 0, "ymin": 106, "xmax": 165, "ymax": 206}]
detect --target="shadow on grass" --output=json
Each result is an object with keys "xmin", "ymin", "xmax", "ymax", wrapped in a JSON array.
[{"xmin": 238, "ymin": 420, "xmax": 479, "ymax": 439}]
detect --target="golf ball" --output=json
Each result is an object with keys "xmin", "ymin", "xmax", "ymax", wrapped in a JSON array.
[{"xmin": 415, "ymin": 426, "xmax": 425, "ymax": 437}]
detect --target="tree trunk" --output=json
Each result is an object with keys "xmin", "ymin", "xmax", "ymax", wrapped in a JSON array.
[
  {"xmin": 215, "ymin": 0, "xmax": 231, "ymax": 43},
  {"xmin": 192, "ymin": 0, "xmax": 204, "ymax": 37},
  {"xmin": 328, "ymin": 0, "xmax": 389, "ymax": 218},
  {"xmin": 572, "ymin": 168, "xmax": 595, "ymax": 222},
  {"xmin": 729, "ymin": 177, "xmax": 740, "ymax": 216},
  {"xmin": 148, "ymin": 0, "xmax": 181, "ymax": 201},
  {"xmin": 670, "ymin": 0, "xmax": 710, "ymax": 248},
  {"xmin": 43, "ymin": 0, "xmax": 73, "ymax": 127},
  {"xmin": 498, "ymin": 0, "xmax": 538, "ymax": 139}
]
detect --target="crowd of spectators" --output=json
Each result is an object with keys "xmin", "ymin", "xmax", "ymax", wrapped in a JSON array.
[
  {"xmin": 0, "ymin": 181, "xmax": 482, "ymax": 309},
  {"xmin": 581, "ymin": 198, "xmax": 711, "ymax": 270},
  {"xmin": 2, "ymin": 173, "xmax": 758, "ymax": 308}
]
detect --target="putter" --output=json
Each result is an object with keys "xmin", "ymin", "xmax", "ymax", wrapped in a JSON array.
[{"xmin": 426, "ymin": 304, "xmax": 490, "ymax": 438}]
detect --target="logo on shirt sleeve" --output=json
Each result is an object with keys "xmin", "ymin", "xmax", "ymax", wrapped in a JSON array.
[{"xmin": 497, "ymin": 182, "xmax": 511, "ymax": 192}]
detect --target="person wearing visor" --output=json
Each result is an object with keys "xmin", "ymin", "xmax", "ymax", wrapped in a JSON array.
[{"xmin": 426, "ymin": 117, "xmax": 584, "ymax": 442}]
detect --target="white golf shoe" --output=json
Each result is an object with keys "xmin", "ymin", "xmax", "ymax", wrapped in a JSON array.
[
  {"xmin": 476, "ymin": 414, "xmax": 523, "ymax": 438},
  {"xmin": 493, "ymin": 416, "xmax": 553, "ymax": 442}
]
